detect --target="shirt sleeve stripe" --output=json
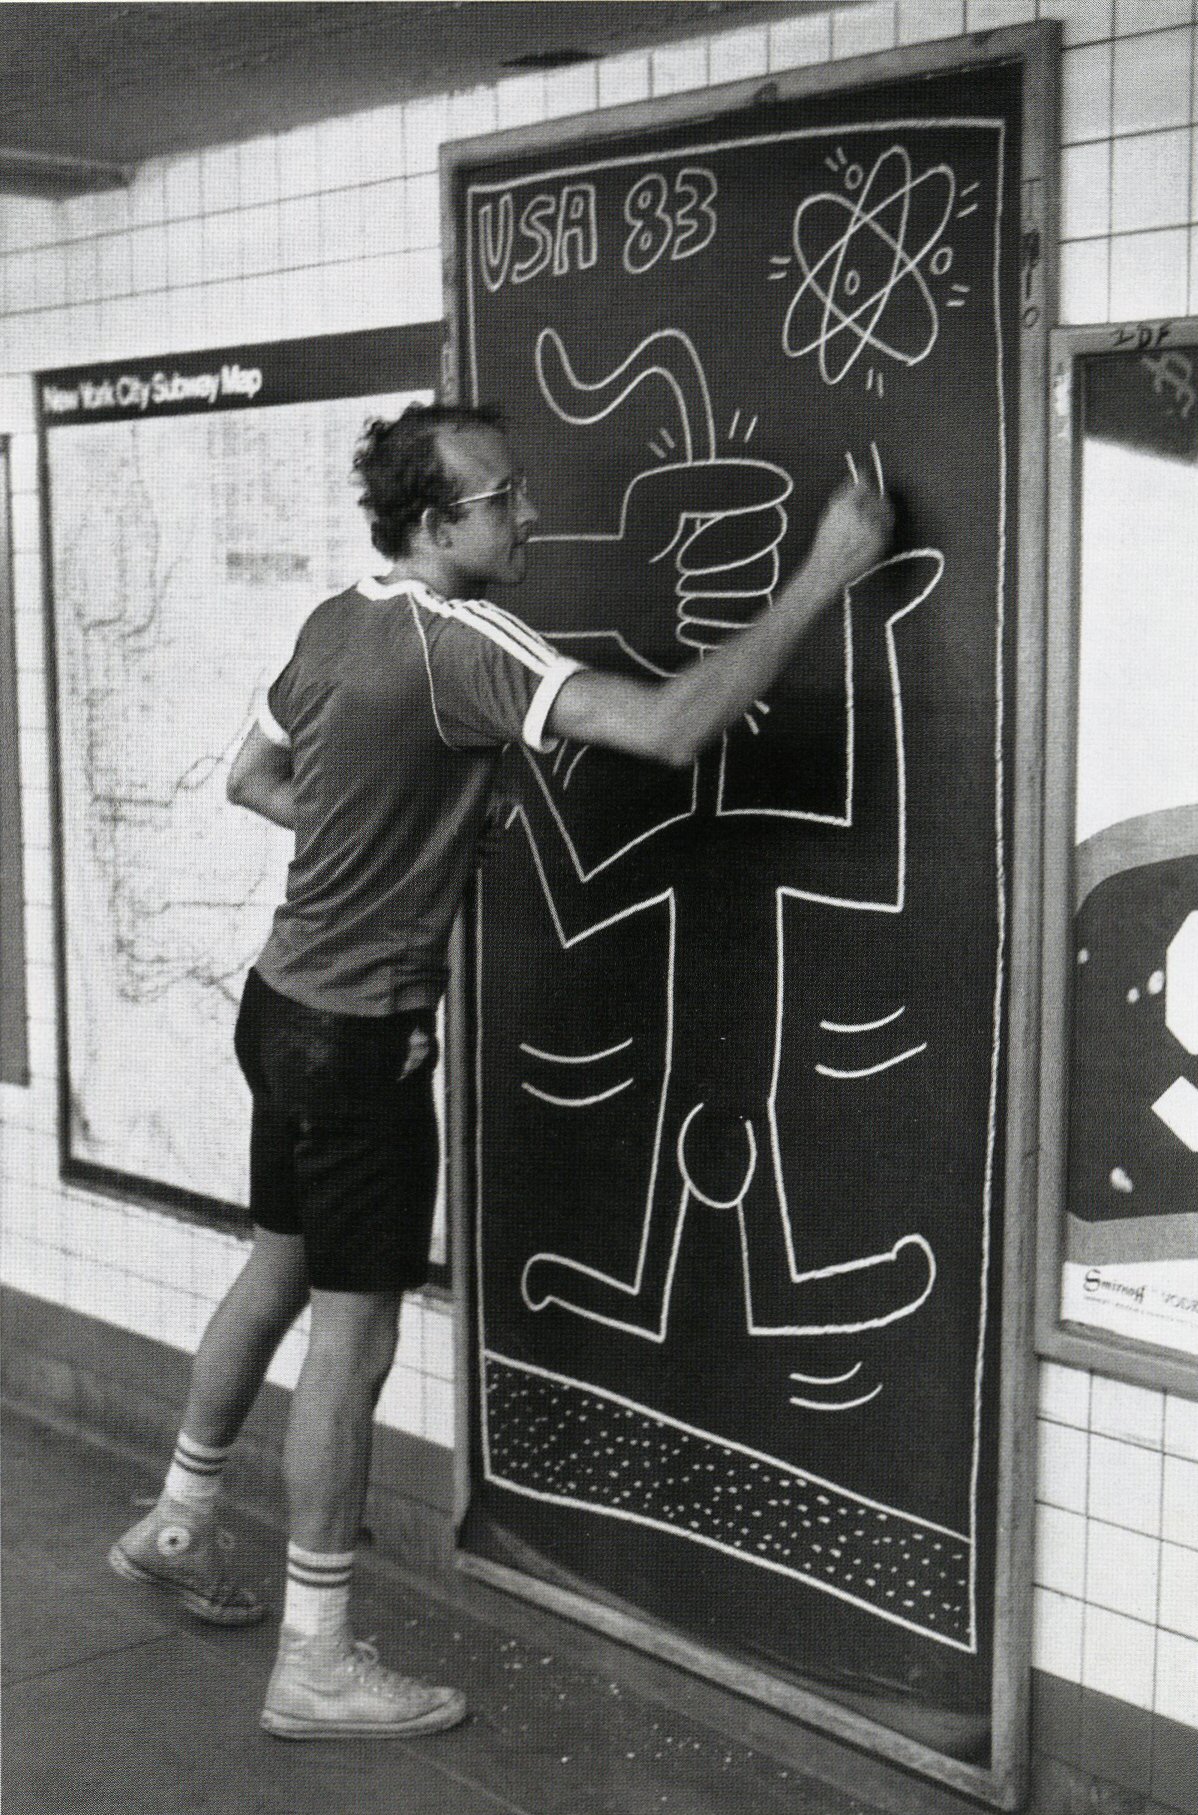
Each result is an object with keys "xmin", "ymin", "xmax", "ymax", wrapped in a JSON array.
[
  {"xmin": 257, "ymin": 696, "xmax": 291, "ymax": 748},
  {"xmin": 451, "ymin": 599, "xmax": 557, "ymax": 675},
  {"xmin": 405, "ymin": 583, "xmax": 561, "ymax": 672},
  {"xmin": 464, "ymin": 596, "xmax": 562, "ymax": 662},
  {"xmin": 452, "ymin": 600, "xmax": 555, "ymax": 672},
  {"xmin": 523, "ymin": 656, "xmax": 585, "ymax": 753},
  {"xmin": 407, "ymin": 599, "xmax": 456, "ymax": 749}
]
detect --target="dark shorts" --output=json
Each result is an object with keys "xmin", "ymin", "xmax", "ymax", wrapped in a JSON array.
[{"xmin": 233, "ymin": 968, "xmax": 439, "ymax": 1293}]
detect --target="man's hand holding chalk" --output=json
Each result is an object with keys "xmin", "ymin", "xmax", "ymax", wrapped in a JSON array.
[{"xmin": 800, "ymin": 477, "xmax": 895, "ymax": 606}]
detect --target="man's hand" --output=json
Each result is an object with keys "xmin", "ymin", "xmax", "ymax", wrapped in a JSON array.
[
  {"xmin": 546, "ymin": 469, "xmax": 896, "ymax": 771},
  {"xmin": 803, "ymin": 480, "xmax": 895, "ymax": 601}
]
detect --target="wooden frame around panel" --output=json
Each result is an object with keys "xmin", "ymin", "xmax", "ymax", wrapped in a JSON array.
[
  {"xmin": 1, "ymin": 436, "xmax": 30, "ymax": 1086},
  {"xmin": 1037, "ymin": 317, "xmax": 1198, "ymax": 1402},
  {"xmin": 442, "ymin": 22, "xmax": 1058, "ymax": 1810}
]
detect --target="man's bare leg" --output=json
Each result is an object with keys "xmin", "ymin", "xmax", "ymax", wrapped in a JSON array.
[
  {"xmin": 283, "ymin": 1286, "xmax": 401, "ymax": 1555},
  {"xmin": 110, "ymin": 1229, "xmax": 309, "ymax": 1623},
  {"xmin": 263, "ymin": 1286, "xmax": 467, "ymax": 1740},
  {"xmin": 181, "ymin": 1229, "xmax": 311, "ymax": 1445}
]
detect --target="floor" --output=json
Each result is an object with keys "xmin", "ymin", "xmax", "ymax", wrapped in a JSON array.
[{"xmin": 1, "ymin": 1405, "xmax": 890, "ymax": 1815}]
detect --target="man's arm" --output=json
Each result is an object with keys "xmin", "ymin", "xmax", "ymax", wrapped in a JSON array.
[
  {"xmin": 226, "ymin": 723, "xmax": 296, "ymax": 829},
  {"xmin": 548, "ymin": 480, "xmax": 893, "ymax": 768}
]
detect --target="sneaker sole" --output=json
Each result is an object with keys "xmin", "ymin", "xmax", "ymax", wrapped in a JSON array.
[
  {"xmin": 107, "ymin": 1541, "xmax": 266, "ymax": 1627},
  {"xmin": 260, "ymin": 1692, "xmax": 467, "ymax": 1740}
]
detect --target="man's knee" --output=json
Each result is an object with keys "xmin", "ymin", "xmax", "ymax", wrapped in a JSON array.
[
  {"xmin": 358, "ymin": 1305, "xmax": 401, "ymax": 1396},
  {"xmin": 242, "ymin": 1229, "xmax": 310, "ymax": 1325},
  {"xmin": 307, "ymin": 1290, "xmax": 402, "ymax": 1394}
]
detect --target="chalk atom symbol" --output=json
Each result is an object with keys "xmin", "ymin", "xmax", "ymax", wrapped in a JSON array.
[{"xmin": 778, "ymin": 145, "xmax": 958, "ymax": 386}]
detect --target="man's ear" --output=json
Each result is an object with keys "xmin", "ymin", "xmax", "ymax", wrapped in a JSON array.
[{"xmin": 420, "ymin": 504, "xmax": 452, "ymax": 547}]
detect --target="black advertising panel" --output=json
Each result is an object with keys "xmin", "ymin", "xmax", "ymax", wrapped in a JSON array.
[{"xmin": 448, "ymin": 30, "xmax": 1054, "ymax": 1805}]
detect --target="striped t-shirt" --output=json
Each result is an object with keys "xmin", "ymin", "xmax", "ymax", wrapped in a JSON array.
[{"xmin": 252, "ymin": 575, "xmax": 582, "ymax": 1016}]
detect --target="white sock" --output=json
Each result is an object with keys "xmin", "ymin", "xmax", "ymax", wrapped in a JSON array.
[
  {"xmin": 161, "ymin": 1433, "xmax": 231, "ymax": 1517},
  {"xmin": 283, "ymin": 1542, "xmax": 355, "ymax": 1642}
]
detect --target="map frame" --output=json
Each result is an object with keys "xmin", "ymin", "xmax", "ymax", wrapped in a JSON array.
[{"xmin": 37, "ymin": 322, "xmax": 446, "ymax": 1259}]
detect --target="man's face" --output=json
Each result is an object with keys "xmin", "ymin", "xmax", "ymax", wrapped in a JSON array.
[{"xmin": 436, "ymin": 424, "xmax": 538, "ymax": 590}]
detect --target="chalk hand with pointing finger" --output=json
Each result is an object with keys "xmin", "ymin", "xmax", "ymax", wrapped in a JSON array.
[
  {"xmin": 534, "ymin": 326, "xmax": 898, "ymax": 670},
  {"xmin": 534, "ymin": 326, "xmax": 798, "ymax": 665}
]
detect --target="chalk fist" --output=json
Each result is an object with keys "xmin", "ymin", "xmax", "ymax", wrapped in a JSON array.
[{"xmin": 616, "ymin": 457, "xmax": 794, "ymax": 651}]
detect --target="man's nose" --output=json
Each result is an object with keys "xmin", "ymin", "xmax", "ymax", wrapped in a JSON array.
[{"xmin": 518, "ymin": 491, "xmax": 539, "ymax": 528}]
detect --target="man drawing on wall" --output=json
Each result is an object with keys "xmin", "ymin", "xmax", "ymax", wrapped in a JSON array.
[{"xmin": 107, "ymin": 402, "xmax": 891, "ymax": 1741}]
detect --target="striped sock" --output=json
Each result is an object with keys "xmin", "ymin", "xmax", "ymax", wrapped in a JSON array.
[
  {"xmin": 161, "ymin": 1433, "xmax": 231, "ymax": 1516},
  {"xmin": 283, "ymin": 1543, "xmax": 355, "ymax": 1642}
]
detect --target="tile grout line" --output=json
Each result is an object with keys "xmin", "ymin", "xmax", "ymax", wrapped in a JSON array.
[
  {"xmin": 1079, "ymin": 1369, "xmax": 1092, "ymax": 1691},
  {"xmin": 1152, "ymin": 1432, "xmax": 1167, "ymax": 1775},
  {"xmin": 1183, "ymin": 0, "xmax": 1190, "ymax": 306},
  {"xmin": 1106, "ymin": 21, "xmax": 1116, "ymax": 320},
  {"xmin": 0, "ymin": 68, "xmax": 1181, "ymax": 259},
  {"xmin": 2, "ymin": 1628, "xmax": 175, "ymax": 1689}
]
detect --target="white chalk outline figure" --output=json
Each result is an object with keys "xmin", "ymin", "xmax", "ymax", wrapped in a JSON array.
[
  {"xmin": 495, "ymin": 326, "xmax": 942, "ymax": 1344},
  {"xmin": 776, "ymin": 144, "xmax": 960, "ymax": 386},
  {"xmin": 465, "ymin": 121, "xmax": 1012, "ymax": 1650}
]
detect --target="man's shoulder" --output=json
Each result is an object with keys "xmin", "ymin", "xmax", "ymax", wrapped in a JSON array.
[
  {"xmin": 317, "ymin": 577, "xmax": 379, "ymax": 616},
  {"xmin": 295, "ymin": 578, "xmax": 390, "ymax": 640},
  {"xmin": 421, "ymin": 592, "xmax": 560, "ymax": 672}
]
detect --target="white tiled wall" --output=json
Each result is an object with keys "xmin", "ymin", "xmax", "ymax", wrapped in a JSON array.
[
  {"xmin": 1035, "ymin": 1364, "xmax": 1198, "ymax": 1726},
  {"xmin": 2, "ymin": 0, "xmax": 1197, "ymax": 1739}
]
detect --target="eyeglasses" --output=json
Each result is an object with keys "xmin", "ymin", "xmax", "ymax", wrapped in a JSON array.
[{"xmin": 455, "ymin": 473, "xmax": 531, "ymax": 509}]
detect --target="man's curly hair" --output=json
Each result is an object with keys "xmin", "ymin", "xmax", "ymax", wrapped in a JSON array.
[{"xmin": 352, "ymin": 403, "xmax": 506, "ymax": 560}]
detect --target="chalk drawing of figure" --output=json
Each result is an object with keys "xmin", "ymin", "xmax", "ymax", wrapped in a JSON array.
[{"xmin": 491, "ymin": 327, "xmax": 945, "ymax": 1348}]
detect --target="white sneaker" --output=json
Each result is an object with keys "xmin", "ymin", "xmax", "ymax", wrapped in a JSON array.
[{"xmin": 260, "ymin": 1630, "xmax": 467, "ymax": 1740}]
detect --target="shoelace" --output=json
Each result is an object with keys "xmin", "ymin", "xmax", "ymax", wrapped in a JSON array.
[
  {"xmin": 203, "ymin": 1529, "xmax": 258, "ymax": 1607},
  {"xmin": 162, "ymin": 1523, "xmax": 237, "ymax": 1569},
  {"xmin": 345, "ymin": 1638, "xmax": 385, "ymax": 1680},
  {"xmin": 341, "ymin": 1639, "xmax": 422, "ymax": 1696},
  {"xmin": 146, "ymin": 1526, "xmax": 254, "ymax": 1609}
]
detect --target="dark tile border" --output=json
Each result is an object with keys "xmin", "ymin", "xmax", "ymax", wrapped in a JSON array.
[
  {"xmin": 5, "ymin": 1285, "xmax": 1197, "ymax": 1815},
  {"xmin": 1032, "ymin": 1671, "xmax": 1088, "ymax": 1774},
  {"xmin": 1033, "ymin": 1663, "xmax": 1198, "ymax": 1815},
  {"xmin": 1080, "ymin": 1685, "xmax": 1153, "ymax": 1797},
  {"xmin": 0, "ymin": 1283, "xmax": 454, "ymax": 1565},
  {"xmin": 1152, "ymin": 1714, "xmax": 1198, "ymax": 1815}
]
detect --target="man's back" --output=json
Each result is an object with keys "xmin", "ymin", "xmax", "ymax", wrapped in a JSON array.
[{"xmin": 254, "ymin": 576, "xmax": 579, "ymax": 1017}]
